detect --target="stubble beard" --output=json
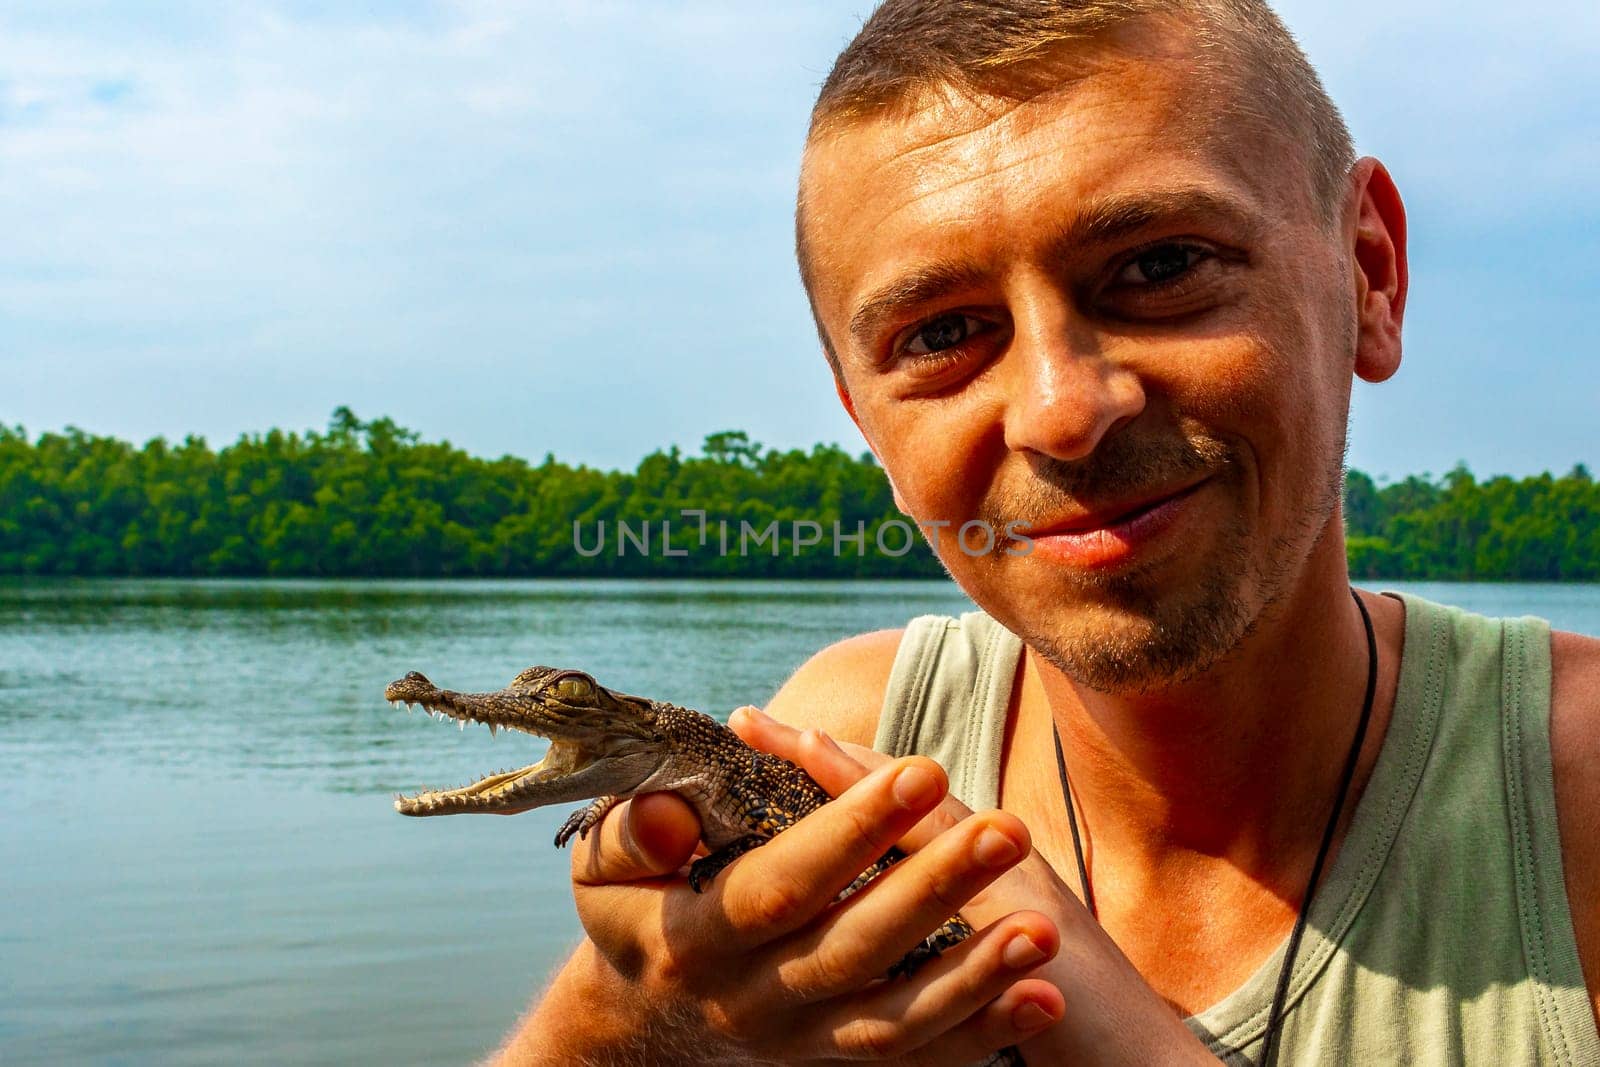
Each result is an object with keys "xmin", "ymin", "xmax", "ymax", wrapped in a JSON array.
[
  {"xmin": 1023, "ymin": 509, "xmax": 1259, "ymax": 694},
  {"xmin": 967, "ymin": 423, "xmax": 1348, "ymax": 696}
]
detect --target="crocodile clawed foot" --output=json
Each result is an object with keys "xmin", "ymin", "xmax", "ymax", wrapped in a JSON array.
[
  {"xmin": 887, "ymin": 942, "xmax": 939, "ymax": 980},
  {"xmin": 553, "ymin": 808, "xmax": 588, "ymax": 848},
  {"xmin": 686, "ymin": 834, "xmax": 766, "ymax": 893},
  {"xmin": 554, "ymin": 795, "xmax": 619, "ymax": 848}
]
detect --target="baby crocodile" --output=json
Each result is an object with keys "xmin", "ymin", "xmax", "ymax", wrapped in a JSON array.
[{"xmin": 386, "ymin": 665, "xmax": 987, "ymax": 972}]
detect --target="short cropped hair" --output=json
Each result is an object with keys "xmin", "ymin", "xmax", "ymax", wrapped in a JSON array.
[{"xmin": 797, "ymin": 0, "xmax": 1356, "ymax": 371}]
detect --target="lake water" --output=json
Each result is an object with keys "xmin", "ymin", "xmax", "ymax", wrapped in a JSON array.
[{"xmin": 3, "ymin": 578, "xmax": 1598, "ymax": 1065}]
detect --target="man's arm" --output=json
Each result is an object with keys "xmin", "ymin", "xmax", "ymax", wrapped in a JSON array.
[
  {"xmin": 493, "ymin": 939, "xmax": 701, "ymax": 1067},
  {"xmin": 1551, "ymin": 629, "xmax": 1600, "ymax": 1027}
]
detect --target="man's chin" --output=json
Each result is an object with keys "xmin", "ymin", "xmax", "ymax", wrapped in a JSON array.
[
  {"xmin": 1002, "ymin": 562, "xmax": 1256, "ymax": 695},
  {"xmin": 1026, "ymin": 613, "xmax": 1249, "ymax": 695}
]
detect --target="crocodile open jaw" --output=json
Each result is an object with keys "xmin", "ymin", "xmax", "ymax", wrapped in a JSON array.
[{"xmin": 387, "ymin": 675, "xmax": 600, "ymax": 815}]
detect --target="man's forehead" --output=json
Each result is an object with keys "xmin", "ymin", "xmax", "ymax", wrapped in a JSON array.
[
  {"xmin": 799, "ymin": 47, "xmax": 1254, "ymax": 306},
  {"xmin": 804, "ymin": 69, "xmax": 1220, "ymax": 209},
  {"xmin": 802, "ymin": 20, "xmax": 1225, "ymax": 203}
]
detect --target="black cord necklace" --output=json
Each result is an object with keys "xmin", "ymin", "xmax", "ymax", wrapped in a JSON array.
[{"xmin": 1051, "ymin": 588, "xmax": 1379, "ymax": 1066}]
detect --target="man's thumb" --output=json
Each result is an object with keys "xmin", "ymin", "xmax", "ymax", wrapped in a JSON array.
[{"xmin": 572, "ymin": 792, "xmax": 702, "ymax": 885}]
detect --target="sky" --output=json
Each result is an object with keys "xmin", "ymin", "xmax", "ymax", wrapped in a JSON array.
[{"xmin": 1, "ymin": 1, "xmax": 1596, "ymax": 480}]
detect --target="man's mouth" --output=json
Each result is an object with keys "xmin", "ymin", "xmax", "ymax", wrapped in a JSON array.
[{"xmin": 1015, "ymin": 477, "xmax": 1212, "ymax": 568}]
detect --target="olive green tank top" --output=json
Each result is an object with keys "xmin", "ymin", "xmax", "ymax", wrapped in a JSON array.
[{"xmin": 874, "ymin": 593, "xmax": 1598, "ymax": 1065}]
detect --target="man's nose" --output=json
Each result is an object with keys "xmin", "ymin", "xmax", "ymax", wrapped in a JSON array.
[{"xmin": 999, "ymin": 316, "xmax": 1146, "ymax": 462}]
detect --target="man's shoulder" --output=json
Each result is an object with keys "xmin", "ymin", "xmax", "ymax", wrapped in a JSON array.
[
  {"xmin": 1551, "ymin": 629, "xmax": 1600, "ymax": 772},
  {"xmin": 1551, "ymin": 627, "xmax": 1600, "ymax": 684},
  {"xmin": 762, "ymin": 628, "xmax": 906, "ymax": 749},
  {"xmin": 1549, "ymin": 629, "xmax": 1600, "ymax": 1018}
]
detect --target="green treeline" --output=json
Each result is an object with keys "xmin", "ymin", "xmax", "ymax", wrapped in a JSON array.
[
  {"xmin": 0, "ymin": 409, "xmax": 934, "ymax": 578},
  {"xmin": 1345, "ymin": 467, "xmax": 1600, "ymax": 581},
  {"xmin": 1, "ymin": 409, "xmax": 1596, "ymax": 580}
]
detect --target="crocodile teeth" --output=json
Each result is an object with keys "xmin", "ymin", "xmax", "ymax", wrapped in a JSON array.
[{"xmin": 458, "ymin": 719, "xmax": 465, "ymax": 732}]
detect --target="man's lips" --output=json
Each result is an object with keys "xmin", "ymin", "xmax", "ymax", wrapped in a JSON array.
[
  {"xmin": 1023, "ymin": 478, "xmax": 1210, "ymax": 536},
  {"xmin": 1013, "ymin": 478, "xmax": 1211, "ymax": 568}
]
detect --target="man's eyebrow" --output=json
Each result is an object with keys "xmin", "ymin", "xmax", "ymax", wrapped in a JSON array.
[
  {"xmin": 848, "ymin": 261, "xmax": 989, "ymax": 349},
  {"xmin": 1046, "ymin": 188, "xmax": 1261, "ymax": 255}
]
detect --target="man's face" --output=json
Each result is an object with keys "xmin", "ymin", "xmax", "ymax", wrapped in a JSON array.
[{"xmin": 801, "ymin": 29, "xmax": 1361, "ymax": 693}]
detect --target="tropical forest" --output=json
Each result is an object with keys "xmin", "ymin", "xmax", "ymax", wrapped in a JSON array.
[{"xmin": 2, "ymin": 408, "xmax": 1596, "ymax": 580}]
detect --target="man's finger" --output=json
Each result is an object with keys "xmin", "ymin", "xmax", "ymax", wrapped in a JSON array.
[
  {"xmin": 810, "ymin": 734, "xmax": 982, "ymax": 853},
  {"xmin": 732, "ymin": 708, "xmax": 973, "ymax": 855},
  {"xmin": 903, "ymin": 978, "xmax": 1066, "ymax": 1067},
  {"xmin": 731, "ymin": 706, "xmax": 888, "ymax": 797},
  {"xmin": 729, "ymin": 705, "xmax": 825, "ymax": 761},
  {"xmin": 777, "ymin": 810, "xmax": 1033, "ymax": 999},
  {"xmin": 571, "ymin": 792, "xmax": 702, "ymax": 886},
  {"xmin": 801, "ymin": 916, "xmax": 1062, "ymax": 1063},
  {"xmin": 700, "ymin": 755, "xmax": 949, "ymax": 950}
]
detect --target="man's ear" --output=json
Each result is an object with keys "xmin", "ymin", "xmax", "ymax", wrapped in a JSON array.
[
  {"xmin": 833, "ymin": 369, "xmax": 910, "ymax": 514},
  {"xmin": 1347, "ymin": 157, "xmax": 1408, "ymax": 384}
]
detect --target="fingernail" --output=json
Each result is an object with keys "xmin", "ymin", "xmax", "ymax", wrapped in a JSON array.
[
  {"xmin": 739, "ymin": 706, "xmax": 773, "ymax": 724},
  {"xmin": 817, "ymin": 731, "xmax": 845, "ymax": 755},
  {"xmin": 892, "ymin": 764, "xmax": 940, "ymax": 809},
  {"xmin": 975, "ymin": 828, "xmax": 1021, "ymax": 867},
  {"xmin": 1012, "ymin": 1000, "xmax": 1053, "ymax": 1031},
  {"xmin": 1002, "ymin": 934, "xmax": 1048, "ymax": 969}
]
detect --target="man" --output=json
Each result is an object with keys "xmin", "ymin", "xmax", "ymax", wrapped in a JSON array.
[{"xmin": 502, "ymin": 1, "xmax": 1600, "ymax": 1062}]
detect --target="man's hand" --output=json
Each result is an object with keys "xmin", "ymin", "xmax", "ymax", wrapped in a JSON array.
[
  {"xmin": 556, "ymin": 743, "xmax": 1067, "ymax": 1065},
  {"xmin": 728, "ymin": 708, "xmax": 1222, "ymax": 1067}
]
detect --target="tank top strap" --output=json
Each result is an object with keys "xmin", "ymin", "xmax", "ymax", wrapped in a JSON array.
[{"xmin": 874, "ymin": 611, "xmax": 1022, "ymax": 809}]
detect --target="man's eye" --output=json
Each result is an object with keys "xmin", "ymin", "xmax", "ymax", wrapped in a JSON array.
[
  {"xmin": 1115, "ymin": 244, "xmax": 1210, "ymax": 286},
  {"xmin": 904, "ymin": 314, "xmax": 986, "ymax": 355}
]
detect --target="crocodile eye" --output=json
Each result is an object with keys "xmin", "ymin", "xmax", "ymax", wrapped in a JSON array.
[{"xmin": 556, "ymin": 676, "xmax": 594, "ymax": 702}]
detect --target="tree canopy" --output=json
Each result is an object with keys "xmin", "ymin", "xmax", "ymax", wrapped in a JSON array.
[
  {"xmin": 1, "ymin": 412, "xmax": 1594, "ymax": 580},
  {"xmin": 1345, "ymin": 465, "xmax": 1599, "ymax": 581}
]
